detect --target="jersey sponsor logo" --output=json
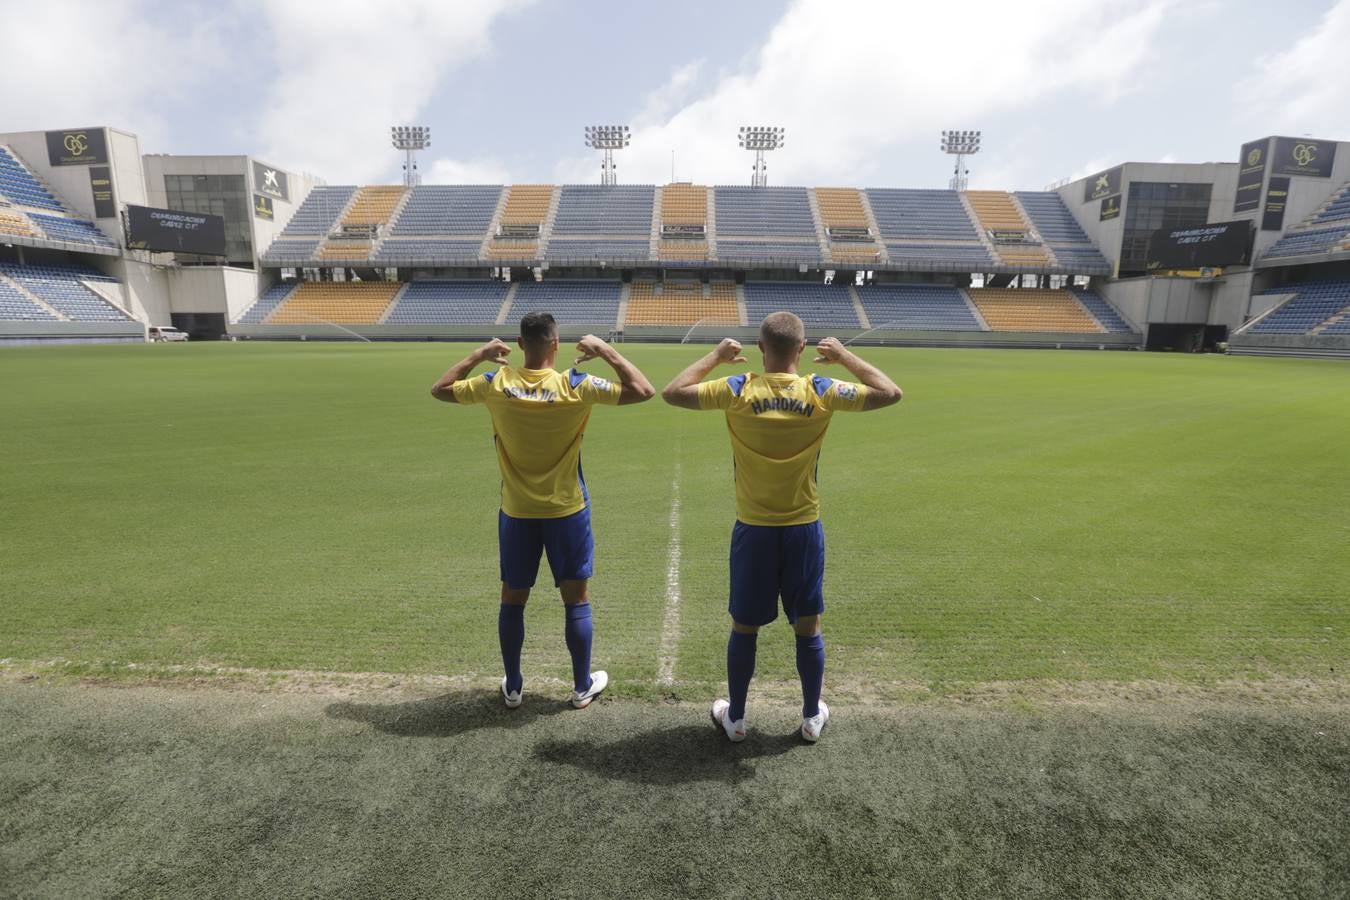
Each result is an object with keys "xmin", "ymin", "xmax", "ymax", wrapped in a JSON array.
[
  {"xmin": 835, "ymin": 383, "xmax": 858, "ymax": 402},
  {"xmin": 749, "ymin": 397, "xmax": 815, "ymax": 417},
  {"xmin": 503, "ymin": 386, "xmax": 557, "ymax": 403},
  {"xmin": 589, "ymin": 375, "xmax": 613, "ymax": 392}
]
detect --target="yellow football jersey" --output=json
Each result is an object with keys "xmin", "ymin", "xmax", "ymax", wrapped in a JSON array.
[
  {"xmin": 452, "ymin": 366, "xmax": 621, "ymax": 518},
  {"xmin": 698, "ymin": 371, "xmax": 868, "ymax": 526}
]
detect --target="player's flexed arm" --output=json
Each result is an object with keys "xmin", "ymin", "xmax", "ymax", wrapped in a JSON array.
[
  {"xmin": 813, "ymin": 337, "xmax": 902, "ymax": 409},
  {"xmin": 661, "ymin": 338, "xmax": 748, "ymax": 409},
  {"xmin": 574, "ymin": 334, "xmax": 655, "ymax": 405},
  {"xmin": 429, "ymin": 338, "xmax": 512, "ymax": 403}
]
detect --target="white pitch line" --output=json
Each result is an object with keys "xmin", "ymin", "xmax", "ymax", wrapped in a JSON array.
[{"xmin": 656, "ymin": 461, "xmax": 682, "ymax": 686}]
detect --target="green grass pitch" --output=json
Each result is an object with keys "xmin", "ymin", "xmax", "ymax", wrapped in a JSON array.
[
  {"xmin": 1, "ymin": 342, "xmax": 1346, "ymax": 897},
  {"xmin": 1, "ymin": 342, "xmax": 1345, "ymax": 686}
]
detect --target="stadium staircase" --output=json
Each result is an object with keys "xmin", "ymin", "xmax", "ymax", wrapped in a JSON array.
[
  {"xmin": 648, "ymin": 186, "xmax": 663, "ymax": 262},
  {"xmin": 705, "ymin": 187, "xmax": 718, "ymax": 260},
  {"xmin": 957, "ymin": 191, "xmax": 1001, "ymax": 265},
  {"xmin": 1008, "ymin": 194, "xmax": 1057, "ymax": 268},
  {"xmin": 848, "ymin": 285, "xmax": 871, "ymax": 328},
  {"xmin": 964, "ymin": 191, "xmax": 1049, "ymax": 268},
  {"xmin": 858, "ymin": 190, "xmax": 889, "ymax": 266},
  {"xmin": 535, "ymin": 185, "xmax": 563, "ymax": 260},
  {"xmin": 479, "ymin": 186, "xmax": 511, "ymax": 262},
  {"xmin": 958, "ymin": 288, "xmax": 991, "ymax": 330}
]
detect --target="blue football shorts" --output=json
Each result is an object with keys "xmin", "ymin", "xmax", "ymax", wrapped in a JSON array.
[
  {"xmin": 498, "ymin": 506, "xmax": 595, "ymax": 590},
  {"xmin": 728, "ymin": 519, "xmax": 826, "ymax": 626}
]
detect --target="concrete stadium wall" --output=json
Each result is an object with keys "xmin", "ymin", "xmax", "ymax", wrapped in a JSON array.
[
  {"xmin": 228, "ymin": 322, "xmax": 1140, "ymax": 350},
  {"xmin": 0, "ymin": 319, "xmax": 144, "ymax": 343},
  {"xmin": 166, "ymin": 266, "xmax": 259, "ymax": 321},
  {"xmin": 1228, "ymin": 333, "xmax": 1350, "ymax": 359}
]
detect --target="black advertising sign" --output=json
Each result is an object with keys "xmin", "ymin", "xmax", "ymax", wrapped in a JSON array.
[
  {"xmin": 1261, "ymin": 177, "xmax": 1290, "ymax": 231},
  {"xmin": 253, "ymin": 194, "xmax": 275, "ymax": 221},
  {"xmin": 1146, "ymin": 220, "xmax": 1252, "ymax": 270},
  {"xmin": 125, "ymin": 204, "xmax": 227, "ymax": 255},
  {"xmin": 1233, "ymin": 138, "xmax": 1268, "ymax": 213},
  {"xmin": 88, "ymin": 166, "xmax": 115, "ymax": 218},
  {"xmin": 1084, "ymin": 166, "xmax": 1123, "ymax": 203},
  {"xmin": 252, "ymin": 160, "xmax": 290, "ymax": 202},
  {"xmin": 1099, "ymin": 195, "xmax": 1121, "ymax": 221},
  {"xmin": 1271, "ymin": 136, "xmax": 1337, "ymax": 178},
  {"xmin": 46, "ymin": 127, "xmax": 109, "ymax": 166}
]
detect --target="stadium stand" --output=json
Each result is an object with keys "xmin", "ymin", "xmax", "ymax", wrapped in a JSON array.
[
  {"xmin": 717, "ymin": 241, "xmax": 823, "ymax": 265},
  {"xmin": 0, "ymin": 209, "xmax": 37, "ymax": 239},
  {"xmin": 1260, "ymin": 180, "xmax": 1350, "ymax": 261},
  {"xmin": 712, "ymin": 186, "xmax": 820, "ymax": 264},
  {"xmin": 1069, "ymin": 287, "xmax": 1134, "ymax": 333},
  {"xmin": 0, "ymin": 275, "xmax": 57, "ymax": 320},
  {"xmin": 547, "ymin": 185, "xmax": 655, "ymax": 262},
  {"xmin": 660, "ymin": 183, "xmax": 709, "ymax": 262},
  {"xmin": 0, "ymin": 263, "xmax": 130, "ymax": 321},
  {"xmin": 236, "ymin": 282, "xmax": 299, "ymax": 324},
  {"xmin": 1248, "ymin": 281, "xmax": 1350, "ymax": 334},
  {"xmin": 267, "ymin": 281, "xmax": 400, "ymax": 324},
  {"xmin": 385, "ymin": 280, "xmax": 509, "ymax": 324},
  {"xmin": 968, "ymin": 288, "xmax": 1102, "ymax": 333},
  {"xmin": 28, "ymin": 213, "xmax": 118, "ymax": 248},
  {"xmin": 263, "ymin": 239, "xmax": 321, "ymax": 265},
  {"xmin": 965, "ymin": 192, "xmax": 1049, "ymax": 267},
  {"xmin": 341, "ymin": 186, "xmax": 406, "ymax": 228},
  {"xmin": 377, "ymin": 185, "xmax": 502, "ymax": 264},
  {"xmin": 742, "ymin": 282, "xmax": 860, "ymax": 328},
  {"xmin": 279, "ymin": 186, "xmax": 357, "ymax": 236},
  {"xmin": 487, "ymin": 185, "xmax": 553, "ymax": 261},
  {"xmin": 1015, "ymin": 192, "xmax": 1111, "ymax": 272},
  {"xmin": 856, "ymin": 284, "xmax": 983, "ymax": 331},
  {"xmin": 0, "ymin": 147, "xmax": 63, "ymax": 210},
  {"xmin": 624, "ymin": 280, "xmax": 739, "ymax": 326},
  {"xmin": 510, "ymin": 279, "xmax": 620, "ymax": 327},
  {"xmin": 866, "ymin": 188, "xmax": 992, "ymax": 268},
  {"xmin": 816, "ymin": 187, "xmax": 883, "ymax": 265}
]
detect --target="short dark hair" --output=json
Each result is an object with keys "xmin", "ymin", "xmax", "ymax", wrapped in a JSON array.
[
  {"xmin": 519, "ymin": 310, "xmax": 558, "ymax": 345},
  {"xmin": 759, "ymin": 311, "xmax": 805, "ymax": 356}
]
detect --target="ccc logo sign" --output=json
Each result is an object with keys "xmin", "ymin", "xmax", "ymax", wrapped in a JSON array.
[
  {"xmin": 1292, "ymin": 143, "xmax": 1318, "ymax": 167},
  {"xmin": 63, "ymin": 133, "xmax": 89, "ymax": 157},
  {"xmin": 1246, "ymin": 148, "xmax": 1261, "ymax": 166}
]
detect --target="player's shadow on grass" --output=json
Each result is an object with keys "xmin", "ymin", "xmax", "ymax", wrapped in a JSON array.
[
  {"xmin": 534, "ymin": 725, "xmax": 800, "ymax": 785},
  {"xmin": 324, "ymin": 690, "xmax": 566, "ymax": 738}
]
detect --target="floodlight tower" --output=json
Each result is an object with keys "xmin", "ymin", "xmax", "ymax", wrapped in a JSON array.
[
  {"xmin": 739, "ymin": 126, "xmax": 785, "ymax": 188},
  {"xmin": 391, "ymin": 125, "xmax": 431, "ymax": 187},
  {"xmin": 941, "ymin": 130, "xmax": 981, "ymax": 191},
  {"xmin": 584, "ymin": 125, "xmax": 630, "ymax": 185}
]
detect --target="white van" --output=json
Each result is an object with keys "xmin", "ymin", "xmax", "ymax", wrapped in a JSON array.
[{"xmin": 148, "ymin": 326, "xmax": 189, "ymax": 342}]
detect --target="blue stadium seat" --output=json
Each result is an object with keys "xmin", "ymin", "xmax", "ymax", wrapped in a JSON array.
[
  {"xmin": 856, "ymin": 284, "xmax": 981, "ymax": 331},
  {"xmin": 1249, "ymin": 280, "xmax": 1350, "ymax": 334},
  {"xmin": 385, "ymin": 281, "xmax": 509, "ymax": 324},
  {"xmin": 237, "ymin": 282, "xmax": 299, "ymax": 324},
  {"xmin": 742, "ymin": 282, "xmax": 859, "ymax": 328},
  {"xmin": 0, "ymin": 263, "xmax": 130, "ymax": 321},
  {"xmin": 511, "ymin": 280, "xmax": 621, "ymax": 327}
]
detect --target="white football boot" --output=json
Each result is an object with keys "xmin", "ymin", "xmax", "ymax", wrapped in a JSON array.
[
  {"xmin": 710, "ymin": 698, "xmax": 747, "ymax": 742},
  {"xmin": 569, "ymin": 670, "xmax": 608, "ymax": 709},
  {"xmin": 501, "ymin": 677, "xmax": 522, "ymax": 709},
  {"xmin": 801, "ymin": 700, "xmax": 830, "ymax": 742}
]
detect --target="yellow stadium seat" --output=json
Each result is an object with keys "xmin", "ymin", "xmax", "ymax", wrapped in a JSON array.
[
  {"xmin": 267, "ymin": 281, "xmax": 400, "ymax": 324},
  {"xmin": 968, "ymin": 288, "xmax": 1103, "ymax": 333},
  {"xmin": 624, "ymin": 280, "xmax": 738, "ymax": 326}
]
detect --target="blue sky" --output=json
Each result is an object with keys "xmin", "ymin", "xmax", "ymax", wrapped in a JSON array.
[{"xmin": 5, "ymin": 0, "xmax": 1348, "ymax": 189}]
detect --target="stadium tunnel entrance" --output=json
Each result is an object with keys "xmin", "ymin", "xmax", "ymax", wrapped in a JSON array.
[{"xmin": 1144, "ymin": 322, "xmax": 1228, "ymax": 352}]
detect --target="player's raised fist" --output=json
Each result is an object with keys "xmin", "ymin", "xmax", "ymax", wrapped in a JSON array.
[
  {"xmin": 574, "ymin": 333, "xmax": 609, "ymax": 365},
  {"xmin": 477, "ymin": 338, "xmax": 512, "ymax": 365},
  {"xmin": 814, "ymin": 337, "xmax": 847, "ymax": 364},
  {"xmin": 714, "ymin": 338, "xmax": 748, "ymax": 364}
]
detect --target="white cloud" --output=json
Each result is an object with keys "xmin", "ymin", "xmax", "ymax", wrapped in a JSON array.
[
  {"xmin": 426, "ymin": 156, "xmax": 513, "ymax": 184},
  {"xmin": 555, "ymin": 0, "xmax": 1171, "ymax": 186},
  {"xmin": 251, "ymin": 0, "xmax": 532, "ymax": 183},
  {"xmin": 0, "ymin": 3, "xmax": 226, "ymax": 148},
  {"xmin": 1241, "ymin": 0, "xmax": 1350, "ymax": 139}
]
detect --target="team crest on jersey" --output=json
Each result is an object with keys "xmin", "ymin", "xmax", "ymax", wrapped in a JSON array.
[
  {"xmin": 835, "ymin": 383, "xmax": 858, "ymax": 402},
  {"xmin": 590, "ymin": 375, "xmax": 613, "ymax": 392}
]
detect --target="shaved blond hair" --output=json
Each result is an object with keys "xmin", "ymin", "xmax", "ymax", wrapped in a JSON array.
[{"xmin": 759, "ymin": 311, "xmax": 805, "ymax": 358}]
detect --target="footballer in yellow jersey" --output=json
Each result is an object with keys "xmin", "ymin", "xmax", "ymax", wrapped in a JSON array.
[
  {"xmin": 432, "ymin": 312, "xmax": 654, "ymax": 710},
  {"xmin": 663, "ymin": 311, "xmax": 902, "ymax": 743}
]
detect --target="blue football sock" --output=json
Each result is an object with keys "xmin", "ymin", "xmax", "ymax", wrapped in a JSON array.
[
  {"xmin": 727, "ymin": 630, "xmax": 758, "ymax": 722},
  {"xmin": 564, "ymin": 602, "xmax": 593, "ymax": 694},
  {"xmin": 796, "ymin": 633, "xmax": 825, "ymax": 718},
  {"xmin": 498, "ymin": 603, "xmax": 525, "ymax": 694}
]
